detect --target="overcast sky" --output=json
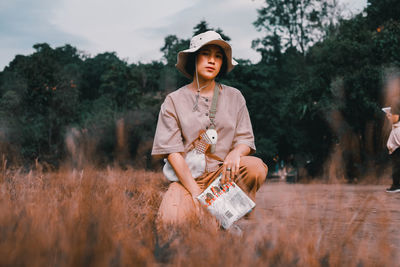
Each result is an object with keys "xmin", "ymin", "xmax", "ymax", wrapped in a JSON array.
[{"xmin": 0, "ymin": 0, "xmax": 367, "ymax": 70}]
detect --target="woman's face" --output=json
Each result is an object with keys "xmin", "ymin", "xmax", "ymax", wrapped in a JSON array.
[{"xmin": 195, "ymin": 44, "xmax": 224, "ymax": 81}]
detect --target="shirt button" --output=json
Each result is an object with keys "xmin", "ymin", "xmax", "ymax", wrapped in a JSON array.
[
  {"xmin": 205, "ymin": 98, "xmax": 209, "ymax": 102},
  {"xmin": 205, "ymin": 113, "xmax": 208, "ymax": 116}
]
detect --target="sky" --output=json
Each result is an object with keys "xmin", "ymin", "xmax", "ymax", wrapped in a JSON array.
[{"xmin": 0, "ymin": 0, "xmax": 367, "ymax": 70}]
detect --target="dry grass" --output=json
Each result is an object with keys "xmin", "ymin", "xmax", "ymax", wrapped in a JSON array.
[{"xmin": 0, "ymin": 164, "xmax": 399, "ymax": 266}]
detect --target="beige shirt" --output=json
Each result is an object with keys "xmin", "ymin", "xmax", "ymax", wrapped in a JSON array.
[
  {"xmin": 152, "ymin": 84, "xmax": 256, "ymax": 172},
  {"xmin": 387, "ymin": 122, "xmax": 400, "ymax": 154}
]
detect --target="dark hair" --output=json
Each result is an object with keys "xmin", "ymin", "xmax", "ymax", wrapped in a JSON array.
[{"xmin": 184, "ymin": 47, "xmax": 228, "ymax": 79}]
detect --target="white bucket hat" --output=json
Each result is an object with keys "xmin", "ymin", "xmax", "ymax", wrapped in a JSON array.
[{"xmin": 175, "ymin": 30, "xmax": 238, "ymax": 78}]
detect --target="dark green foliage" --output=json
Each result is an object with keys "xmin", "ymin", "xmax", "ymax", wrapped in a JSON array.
[
  {"xmin": 161, "ymin": 35, "xmax": 189, "ymax": 67},
  {"xmin": 0, "ymin": 0, "xmax": 399, "ymax": 180},
  {"xmin": 253, "ymin": 0, "xmax": 338, "ymax": 56},
  {"xmin": 0, "ymin": 44, "xmax": 82, "ymax": 164},
  {"xmin": 0, "ymin": 44, "xmax": 162, "ymax": 167},
  {"xmin": 193, "ymin": 20, "xmax": 231, "ymax": 41},
  {"xmin": 247, "ymin": 0, "xmax": 400, "ymax": 179},
  {"xmin": 366, "ymin": 0, "xmax": 400, "ymax": 29}
]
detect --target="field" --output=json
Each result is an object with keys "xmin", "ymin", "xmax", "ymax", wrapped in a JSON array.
[{"xmin": 0, "ymin": 166, "xmax": 399, "ymax": 266}]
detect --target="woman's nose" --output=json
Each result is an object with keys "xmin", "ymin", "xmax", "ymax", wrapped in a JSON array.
[{"xmin": 208, "ymin": 56, "xmax": 215, "ymax": 64}]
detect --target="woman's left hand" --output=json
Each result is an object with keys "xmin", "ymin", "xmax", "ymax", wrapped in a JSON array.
[{"xmin": 221, "ymin": 149, "xmax": 241, "ymax": 184}]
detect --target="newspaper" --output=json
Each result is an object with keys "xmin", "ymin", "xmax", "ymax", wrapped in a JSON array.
[{"xmin": 196, "ymin": 173, "xmax": 255, "ymax": 229}]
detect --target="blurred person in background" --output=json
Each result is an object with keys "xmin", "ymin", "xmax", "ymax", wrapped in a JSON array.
[
  {"xmin": 152, "ymin": 31, "xmax": 268, "ymax": 224},
  {"xmin": 385, "ymin": 100, "xmax": 400, "ymax": 193}
]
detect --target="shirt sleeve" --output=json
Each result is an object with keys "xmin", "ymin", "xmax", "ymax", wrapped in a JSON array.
[
  {"xmin": 232, "ymin": 103, "xmax": 256, "ymax": 154},
  {"xmin": 151, "ymin": 95, "xmax": 185, "ymax": 157}
]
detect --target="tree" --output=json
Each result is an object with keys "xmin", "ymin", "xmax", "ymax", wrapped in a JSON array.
[
  {"xmin": 193, "ymin": 20, "xmax": 231, "ymax": 41},
  {"xmin": 253, "ymin": 0, "xmax": 339, "ymax": 56},
  {"xmin": 366, "ymin": 0, "xmax": 400, "ymax": 29},
  {"xmin": 160, "ymin": 35, "xmax": 189, "ymax": 67},
  {"xmin": 251, "ymin": 30, "xmax": 282, "ymax": 65},
  {"xmin": 0, "ymin": 43, "xmax": 83, "ymax": 163}
]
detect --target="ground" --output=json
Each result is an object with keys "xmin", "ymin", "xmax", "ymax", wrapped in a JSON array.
[
  {"xmin": 249, "ymin": 181, "xmax": 400, "ymax": 265},
  {"xmin": 1, "ymin": 168, "xmax": 399, "ymax": 266}
]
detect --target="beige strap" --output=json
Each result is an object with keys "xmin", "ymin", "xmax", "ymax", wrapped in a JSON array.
[{"xmin": 208, "ymin": 83, "xmax": 220, "ymax": 129}]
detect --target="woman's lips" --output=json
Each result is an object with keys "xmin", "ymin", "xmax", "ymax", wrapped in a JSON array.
[{"xmin": 205, "ymin": 67, "xmax": 215, "ymax": 71}]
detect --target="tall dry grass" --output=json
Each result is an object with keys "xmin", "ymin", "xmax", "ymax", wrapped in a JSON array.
[
  {"xmin": 0, "ymin": 165, "xmax": 165, "ymax": 266},
  {"xmin": 0, "ymin": 161, "xmax": 398, "ymax": 266}
]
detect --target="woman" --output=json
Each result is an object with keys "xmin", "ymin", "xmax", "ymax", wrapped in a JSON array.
[{"xmin": 152, "ymin": 31, "xmax": 268, "ymax": 224}]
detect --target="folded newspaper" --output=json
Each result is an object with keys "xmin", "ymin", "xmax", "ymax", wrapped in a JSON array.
[{"xmin": 196, "ymin": 173, "xmax": 255, "ymax": 229}]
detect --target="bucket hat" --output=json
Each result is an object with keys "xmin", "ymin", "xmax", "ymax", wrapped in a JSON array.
[{"xmin": 176, "ymin": 30, "xmax": 238, "ymax": 78}]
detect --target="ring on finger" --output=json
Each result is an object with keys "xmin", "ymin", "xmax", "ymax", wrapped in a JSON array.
[{"xmin": 226, "ymin": 167, "xmax": 231, "ymax": 171}]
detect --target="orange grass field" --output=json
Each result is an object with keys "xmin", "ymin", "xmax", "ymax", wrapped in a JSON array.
[{"xmin": 0, "ymin": 165, "xmax": 399, "ymax": 266}]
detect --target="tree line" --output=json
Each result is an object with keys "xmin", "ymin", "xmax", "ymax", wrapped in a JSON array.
[{"xmin": 0, "ymin": 0, "xmax": 399, "ymax": 180}]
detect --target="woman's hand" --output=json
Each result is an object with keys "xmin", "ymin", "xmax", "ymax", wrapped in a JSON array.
[
  {"xmin": 190, "ymin": 187, "xmax": 203, "ymax": 199},
  {"xmin": 392, "ymin": 114, "xmax": 399, "ymax": 124},
  {"xmin": 192, "ymin": 194, "xmax": 204, "ymax": 217},
  {"xmin": 386, "ymin": 113, "xmax": 399, "ymax": 124},
  {"xmin": 167, "ymin": 152, "xmax": 203, "ymax": 198},
  {"xmin": 221, "ymin": 149, "xmax": 241, "ymax": 184},
  {"xmin": 386, "ymin": 113, "xmax": 393, "ymax": 121},
  {"xmin": 221, "ymin": 144, "xmax": 251, "ymax": 184}
]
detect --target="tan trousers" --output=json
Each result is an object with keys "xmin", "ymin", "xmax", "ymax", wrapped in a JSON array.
[{"xmin": 157, "ymin": 156, "xmax": 268, "ymax": 224}]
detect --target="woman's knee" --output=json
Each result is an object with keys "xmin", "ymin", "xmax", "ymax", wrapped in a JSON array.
[
  {"xmin": 157, "ymin": 182, "xmax": 195, "ymax": 224},
  {"xmin": 240, "ymin": 156, "xmax": 268, "ymax": 181}
]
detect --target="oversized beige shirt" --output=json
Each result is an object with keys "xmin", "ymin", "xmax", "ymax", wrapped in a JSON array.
[
  {"xmin": 387, "ymin": 122, "xmax": 400, "ymax": 154},
  {"xmin": 152, "ymin": 84, "xmax": 256, "ymax": 172}
]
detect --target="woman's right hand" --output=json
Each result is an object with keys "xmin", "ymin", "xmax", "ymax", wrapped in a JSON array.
[
  {"xmin": 191, "ymin": 189, "xmax": 204, "ymax": 217},
  {"xmin": 387, "ymin": 113, "xmax": 400, "ymax": 124},
  {"xmin": 392, "ymin": 114, "xmax": 400, "ymax": 124},
  {"xmin": 167, "ymin": 152, "xmax": 204, "ymax": 213},
  {"xmin": 190, "ymin": 187, "xmax": 203, "ymax": 199}
]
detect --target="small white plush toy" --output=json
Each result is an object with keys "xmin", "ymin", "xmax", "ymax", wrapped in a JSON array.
[{"xmin": 163, "ymin": 129, "xmax": 218, "ymax": 182}]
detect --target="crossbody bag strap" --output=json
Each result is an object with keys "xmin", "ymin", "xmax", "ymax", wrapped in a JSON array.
[
  {"xmin": 208, "ymin": 83, "xmax": 220, "ymax": 129},
  {"xmin": 207, "ymin": 83, "xmax": 221, "ymax": 154},
  {"xmin": 206, "ymin": 152, "xmax": 224, "ymax": 163}
]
